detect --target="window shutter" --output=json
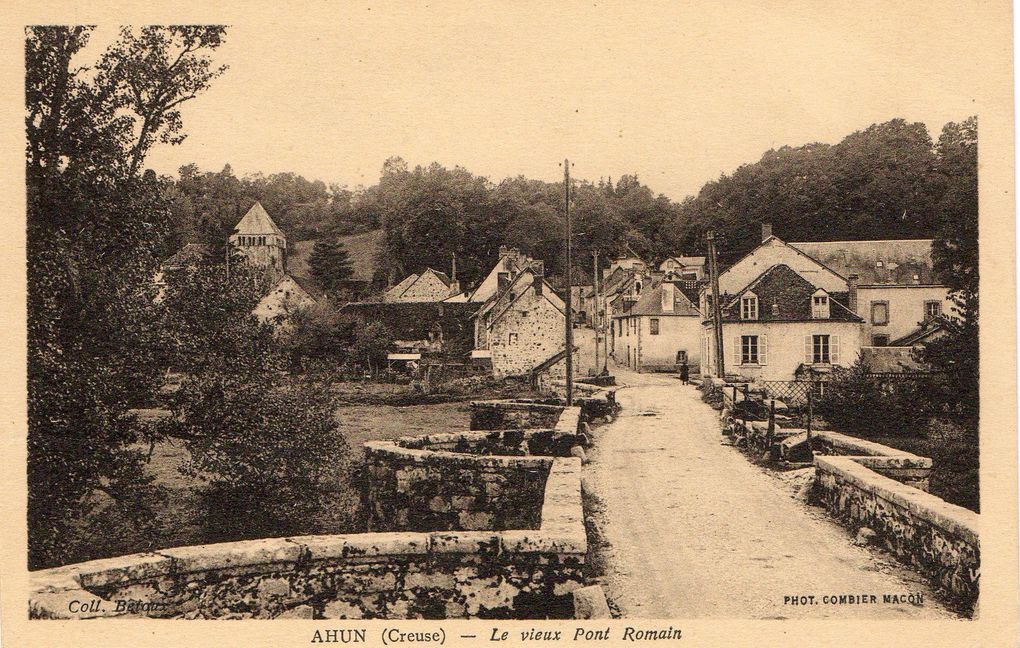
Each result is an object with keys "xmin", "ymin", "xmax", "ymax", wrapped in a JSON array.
[
  {"xmin": 760, "ymin": 335, "xmax": 768, "ymax": 365},
  {"xmin": 831, "ymin": 335, "xmax": 841, "ymax": 365},
  {"xmin": 733, "ymin": 336, "xmax": 741, "ymax": 366},
  {"xmin": 804, "ymin": 335, "xmax": 813, "ymax": 364}
]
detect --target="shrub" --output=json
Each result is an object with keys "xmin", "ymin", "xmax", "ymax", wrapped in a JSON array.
[
  {"xmin": 814, "ymin": 360, "xmax": 930, "ymax": 439},
  {"xmin": 927, "ymin": 419, "xmax": 979, "ymax": 512}
]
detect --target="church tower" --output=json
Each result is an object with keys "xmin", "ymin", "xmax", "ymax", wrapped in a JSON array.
[{"xmin": 228, "ymin": 202, "xmax": 286, "ymax": 282}]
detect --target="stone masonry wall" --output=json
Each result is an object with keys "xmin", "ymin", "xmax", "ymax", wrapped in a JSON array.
[
  {"xmin": 29, "ymin": 400, "xmax": 589, "ymax": 620},
  {"xmin": 470, "ymin": 400, "xmax": 565, "ymax": 430},
  {"xmin": 30, "ymin": 460, "xmax": 586, "ymax": 620},
  {"xmin": 815, "ymin": 455, "xmax": 979, "ymax": 614},
  {"xmin": 364, "ymin": 442, "xmax": 551, "ymax": 532}
]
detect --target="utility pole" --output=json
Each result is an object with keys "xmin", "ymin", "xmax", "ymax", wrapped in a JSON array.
[
  {"xmin": 592, "ymin": 249, "xmax": 600, "ymax": 373},
  {"xmin": 563, "ymin": 159, "xmax": 574, "ymax": 406},
  {"xmin": 451, "ymin": 252, "xmax": 457, "ymax": 282},
  {"xmin": 707, "ymin": 230, "xmax": 725, "ymax": 378}
]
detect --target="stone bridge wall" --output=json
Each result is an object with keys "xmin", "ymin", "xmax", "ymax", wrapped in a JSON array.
[
  {"xmin": 815, "ymin": 455, "xmax": 979, "ymax": 614},
  {"xmin": 30, "ymin": 459, "xmax": 585, "ymax": 620},
  {"xmin": 719, "ymin": 379, "xmax": 975, "ymax": 614},
  {"xmin": 30, "ymin": 401, "xmax": 588, "ymax": 620},
  {"xmin": 364, "ymin": 442, "xmax": 551, "ymax": 532},
  {"xmin": 469, "ymin": 400, "xmax": 565, "ymax": 430}
]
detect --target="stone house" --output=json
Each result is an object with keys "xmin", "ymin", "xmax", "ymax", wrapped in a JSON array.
[
  {"xmin": 465, "ymin": 246, "xmax": 537, "ymax": 303},
  {"xmin": 471, "ymin": 259, "xmax": 567, "ymax": 379},
  {"xmin": 612, "ymin": 279, "xmax": 702, "ymax": 372},
  {"xmin": 383, "ymin": 268, "xmax": 461, "ymax": 302},
  {"xmin": 701, "ymin": 263, "xmax": 864, "ymax": 381},
  {"xmin": 570, "ymin": 284, "xmax": 593, "ymax": 324},
  {"xmin": 253, "ymin": 274, "xmax": 318, "ymax": 327}
]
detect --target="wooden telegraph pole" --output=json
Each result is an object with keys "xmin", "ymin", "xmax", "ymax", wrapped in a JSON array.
[
  {"xmin": 563, "ymin": 159, "xmax": 574, "ymax": 406},
  {"xmin": 592, "ymin": 249, "xmax": 600, "ymax": 373},
  {"xmin": 707, "ymin": 230, "xmax": 725, "ymax": 378}
]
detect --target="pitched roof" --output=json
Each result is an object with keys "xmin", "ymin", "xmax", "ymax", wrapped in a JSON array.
[
  {"xmin": 163, "ymin": 243, "xmax": 213, "ymax": 268},
  {"xmin": 790, "ymin": 239, "xmax": 936, "ymax": 285},
  {"xmin": 233, "ymin": 202, "xmax": 284, "ymax": 236},
  {"xmin": 625, "ymin": 281, "xmax": 700, "ymax": 317},
  {"xmin": 385, "ymin": 273, "xmax": 419, "ymax": 299},
  {"xmin": 720, "ymin": 264, "xmax": 862, "ymax": 322},
  {"xmin": 889, "ymin": 315, "xmax": 958, "ymax": 346},
  {"xmin": 663, "ymin": 255, "xmax": 706, "ymax": 266},
  {"xmin": 425, "ymin": 268, "xmax": 452, "ymax": 286}
]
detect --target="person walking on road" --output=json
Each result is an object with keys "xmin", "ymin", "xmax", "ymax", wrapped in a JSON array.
[{"xmin": 679, "ymin": 360, "xmax": 690, "ymax": 385}]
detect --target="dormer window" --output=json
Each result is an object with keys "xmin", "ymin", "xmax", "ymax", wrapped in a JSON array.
[
  {"xmin": 812, "ymin": 290, "xmax": 830, "ymax": 319},
  {"xmin": 740, "ymin": 294, "xmax": 758, "ymax": 320}
]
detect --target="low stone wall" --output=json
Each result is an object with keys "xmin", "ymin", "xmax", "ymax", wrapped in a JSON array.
[
  {"xmin": 364, "ymin": 441, "xmax": 551, "ymax": 532},
  {"xmin": 30, "ymin": 459, "xmax": 586, "ymax": 620},
  {"xmin": 31, "ymin": 399, "xmax": 590, "ymax": 620},
  {"xmin": 397, "ymin": 428, "xmax": 582, "ymax": 457},
  {"xmin": 809, "ymin": 430, "xmax": 932, "ymax": 491},
  {"xmin": 718, "ymin": 380, "xmax": 974, "ymax": 613},
  {"xmin": 470, "ymin": 399, "xmax": 565, "ymax": 430},
  {"xmin": 815, "ymin": 455, "xmax": 979, "ymax": 613}
]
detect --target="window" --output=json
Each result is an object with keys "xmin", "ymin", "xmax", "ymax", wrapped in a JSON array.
[
  {"xmin": 812, "ymin": 334, "xmax": 830, "ymax": 363},
  {"xmin": 741, "ymin": 295, "xmax": 758, "ymax": 320},
  {"xmin": 812, "ymin": 293, "xmax": 830, "ymax": 319},
  {"xmin": 650, "ymin": 318, "xmax": 660, "ymax": 335},
  {"xmin": 508, "ymin": 332, "xmax": 518, "ymax": 345},
  {"xmin": 871, "ymin": 301, "xmax": 889, "ymax": 326},
  {"xmin": 924, "ymin": 300, "xmax": 942, "ymax": 320},
  {"xmin": 741, "ymin": 335, "xmax": 759, "ymax": 364},
  {"xmin": 872, "ymin": 334, "xmax": 889, "ymax": 347}
]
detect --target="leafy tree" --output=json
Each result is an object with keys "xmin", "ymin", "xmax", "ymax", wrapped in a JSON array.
[
  {"xmin": 167, "ymin": 368, "xmax": 355, "ymax": 539},
  {"xmin": 280, "ymin": 298, "xmax": 359, "ymax": 371},
  {"xmin": 26, "ymin": 25, "xmax": 227, "ymax": 568},
  {"xmin": 352, "ymin": 321, "xmax": 393, "ymax": 375},
  {"xmin": 309, "ymin": 238, "xmax": 355, "ymax": 294}
]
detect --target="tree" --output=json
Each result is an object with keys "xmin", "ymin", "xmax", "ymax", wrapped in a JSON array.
[
  {"xmin": 352, "ymin": 321, "xmax": 393, "ymax": 375},
  {"xmin": 920, "ymin": 116, "xmax": 979, "ymax": 420},
  {"xmin": 26, "ymin": 25, "xmax": 227, "ymax": 568},
  {"xmin": 309, "ymin": 238, "xmax": 355, "ymax": 294}
]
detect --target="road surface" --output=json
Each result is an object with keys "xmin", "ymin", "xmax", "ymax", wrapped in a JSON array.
[{"xmin": 585, "ymin": 368, "xmax": 957, "ymax": 619}]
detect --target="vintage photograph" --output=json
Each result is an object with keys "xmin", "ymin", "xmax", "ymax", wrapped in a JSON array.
[{"xmin": 20, "ymin": 4, "xmax": 993, "ymax": 630}]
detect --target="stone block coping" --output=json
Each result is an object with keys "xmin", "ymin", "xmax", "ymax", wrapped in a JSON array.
[
  {"xmin": 813, "ymin": 429, "xmax": 929, "ymax": 463},
  {"xmin": 815, "ymin": 455, "xmax": 978, "ymax": 547},
  {"xmin": 29, "ymin": 457, "xmax": 585, "ymax": 608}
]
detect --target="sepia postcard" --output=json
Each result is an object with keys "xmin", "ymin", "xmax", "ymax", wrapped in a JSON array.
[{"xmin": 0, "ymin": 1, "xmax": 1016, "ymax": 647}]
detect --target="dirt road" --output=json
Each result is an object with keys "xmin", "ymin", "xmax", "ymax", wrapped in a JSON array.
[{"xmin": 585, "ymin": 368, "xmax": 957, "ymax": 619}]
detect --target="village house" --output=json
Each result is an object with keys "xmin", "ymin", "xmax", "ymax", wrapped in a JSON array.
[
  {"xmin": 699, "ymin": 223, "xmax": 951, "ymax": 380},
  {"xmin": 612, "ymin": 278, "xmax": 702, "ymax": 372},
  {"xmin": 789, "ymin": 239, "xmax": 952, "ymax": 348},
  {"xmin": 383, "ymin": 267, "xmax": 462, "ymax": 302},
  {"xmin": 470, "ymin": 251, "xmax": 569, "ymax": 379},
  {"xmin": 252, "ymin": 274, "xmax": 317, "ymax": 327},
  {"xmin": 658, "ymin": 255, "xmax": 706, "ymax": 281},
  {"xmin": 570, "ymin": 284, "xmax": 593, "ymax": 325}
]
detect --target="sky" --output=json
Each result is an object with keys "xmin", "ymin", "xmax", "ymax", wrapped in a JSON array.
[{"xmin": 80, "ymin": 2, "xmax": 990, "ymax": 201}]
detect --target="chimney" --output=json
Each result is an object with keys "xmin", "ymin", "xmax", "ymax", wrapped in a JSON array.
[
  {"xmin": 847, "ymin": 273, "xmax": 859, "ymax": 314},
  {"xmin": 449, "ymin": 280, "xmax": 461, "ymax": 297},
  {"xmin": 661, "ymin": 282, "xmax": 675, "ymax": 312},
  {"xmin": 497, "ymin": 272, "xmax": 510, "ymax": 295},
  {"xmin": 532, "ymin": 262, "xmax": 544, "ymax": 296},
  {"xmin": 761, "ymin": 222, "xmax": 773, "ymax": 242},
  {"xmin": 498, "ymin": 245, "xmax": 509, "ymax": 258}
]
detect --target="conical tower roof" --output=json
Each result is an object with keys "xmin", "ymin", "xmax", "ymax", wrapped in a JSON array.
[{"xmin": 233, "ymin": 201, "xmax": 284, "ymax": 236}]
